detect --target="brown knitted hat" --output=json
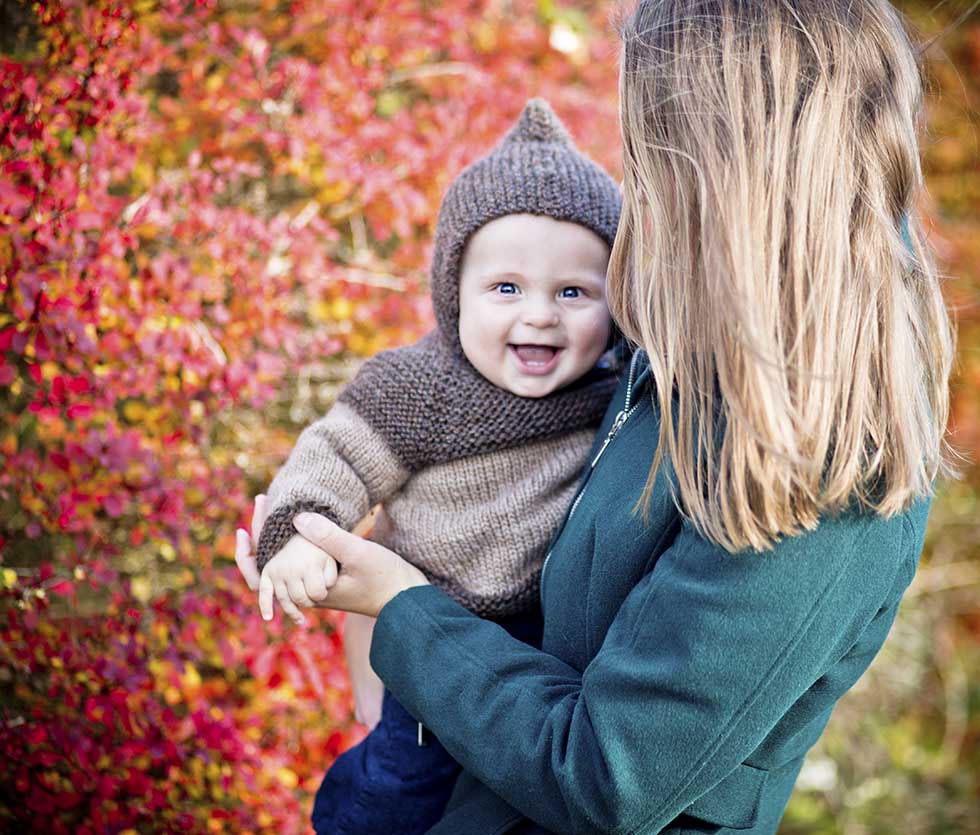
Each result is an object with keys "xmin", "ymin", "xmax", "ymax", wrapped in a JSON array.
[{"xmin": 430, "ymin": 98, "xmax": 622, "ymax": 351}]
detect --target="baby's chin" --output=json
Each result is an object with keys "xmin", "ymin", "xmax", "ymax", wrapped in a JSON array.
[{"xmin": 497, "ymin": 373, "xmax": 567, "ymax": 399}]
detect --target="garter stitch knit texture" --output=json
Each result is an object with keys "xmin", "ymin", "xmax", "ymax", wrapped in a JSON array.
[{"xmin": 255, "ymin": 99, "xmax": 622, "ymax": 616}]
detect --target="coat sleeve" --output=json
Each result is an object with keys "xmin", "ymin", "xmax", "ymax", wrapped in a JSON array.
[
  {"xmin": 370, "ymin": 509, "xmax": 916, "ymax": 834},
  {"xmin": 255, "ymin": 400, "xmax": 409, "ymax": 572}
]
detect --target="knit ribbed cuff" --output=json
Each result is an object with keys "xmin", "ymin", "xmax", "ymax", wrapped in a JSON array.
[{"xmin": 255, "ymin": 501, "xmax": 342, "ymax": 573}]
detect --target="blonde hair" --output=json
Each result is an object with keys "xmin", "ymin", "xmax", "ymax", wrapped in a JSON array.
[{"xmin": 609, "ymin": 0, "xmax": 958, "ymax": 552}]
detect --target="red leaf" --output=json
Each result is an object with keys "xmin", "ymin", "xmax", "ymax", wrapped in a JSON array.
[
  {"xmin": 48, "ymin": 579, "xmax": 74, "ymax": 597},
  {"xmin": 66, "ymin": 403, "xmax": 94, "ymax": 420}
]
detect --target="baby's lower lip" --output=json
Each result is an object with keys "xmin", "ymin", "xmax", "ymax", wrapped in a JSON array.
[{"xmin": 508, "ymin": 344, "xmax": 562, "ymax": 376}]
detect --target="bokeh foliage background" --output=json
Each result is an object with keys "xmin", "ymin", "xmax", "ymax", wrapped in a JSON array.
[{"xmin": 0, "ymin": 1, "xmax": 977, "ymax": 832}]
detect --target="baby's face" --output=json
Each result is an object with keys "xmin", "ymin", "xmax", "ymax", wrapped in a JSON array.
[{"xmin": 458, "ymin": 213, "xmax": 612, "ymax": 398}]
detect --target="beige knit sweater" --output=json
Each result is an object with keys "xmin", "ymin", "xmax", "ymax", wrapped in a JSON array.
[{"xmin": 261, "ymin": 401, "xmax": 595, "ymax": 616}]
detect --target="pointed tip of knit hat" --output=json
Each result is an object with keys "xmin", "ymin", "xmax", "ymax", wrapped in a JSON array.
[{"xmin": 503, "ymin": 98, "xmax": 572, "ymax": 145}]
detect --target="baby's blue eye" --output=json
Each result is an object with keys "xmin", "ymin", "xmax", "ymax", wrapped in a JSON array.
[
  {"xmin": 560, "ymin": 287, "xmax": 582, "ymax": 299},
  {"xmin": 496, "ymin": 282, "xmax": 518, "ymax": 295}
]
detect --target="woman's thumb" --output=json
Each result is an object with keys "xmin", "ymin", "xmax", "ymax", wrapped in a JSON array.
[{"xmin": 293, "ymin": 512, "xmax": 357, "ymax": 559}]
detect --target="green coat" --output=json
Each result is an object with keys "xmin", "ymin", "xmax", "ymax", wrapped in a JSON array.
[{"xmin": 370, "ymin": 351, "xmax": 932, "ymax": 835}]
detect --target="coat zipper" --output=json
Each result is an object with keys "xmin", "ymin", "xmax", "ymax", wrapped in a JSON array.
[{"xmin": 540, "ymin": 351, "xmax": 645, "ymax": 588}]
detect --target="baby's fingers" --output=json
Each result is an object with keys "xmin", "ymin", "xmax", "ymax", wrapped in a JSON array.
[
  {"xmin": 304, "ymin": 566, "xmax": 329, "ymax": 603},
  {"xmin": 278, "ymin": 577, "xmax": 308, "ymax": 626},
  {"xmin": 323, "ymin": 557, "xmax": 338, "ymax": 588},
  {"xmin": 286, "ymin": 576, "xmax": 314, "ymax": 610},
  {"xmin": 259, "ymin": 572, "xmax": 275, "ymax": 621}
]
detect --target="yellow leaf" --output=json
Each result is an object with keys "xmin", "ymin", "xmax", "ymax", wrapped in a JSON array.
[
  {"xmin": 331, "ymin": 297, "xmax": 354, "ymax": 320},
  {"xmin": 123, "ymin": 401, "xmax": 147, "ymax": 422},
  {"xmin": 180, "ymin": 663, "xmax": 202, "ymax": 693},
  {"xmin": 348, "ymin": 332, "xmax": 368, "ymax": 355},
  {"xmin": 310, "ymin": 299, "xmax": 331, "ymax": 322},
  {"xmin": 317, "ymin": 179, "xmax": 352, "ymax": 204},
  {"xmin": 277, "ymin": 767, "xmax": 299, "ymax": 789},
  {"xmin": 474, "ymin": 21, "xmax": 498, "ymax": 52},
  {"xmin": 131, "ymin": 576, "xmax": 152, "ymax": 603}
]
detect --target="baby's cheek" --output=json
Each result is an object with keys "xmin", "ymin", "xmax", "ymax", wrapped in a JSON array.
[{"xmin": 578, "ymin": 307, "xmax": 612, "ymax": 350}]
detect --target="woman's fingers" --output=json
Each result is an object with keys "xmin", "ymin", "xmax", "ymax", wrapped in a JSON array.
[
  {"xmin": 292, "ymin": 513, "xmax": 368, "ymax": 566},
  {"xmin": 235, "ymin": 529, "xmax": 261, "ymax": 592},
  {"xmin": 252, "ymin": 494, "xmax": 269, "ymax": 544},
  {"xmin": 291, "ymin": 513, "xmax": 428, "ymax": 617}
]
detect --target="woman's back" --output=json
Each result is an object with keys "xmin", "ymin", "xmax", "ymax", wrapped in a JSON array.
[{"xmin": 370, "ymin": 350, "xmax": 931, "ymax": 833}]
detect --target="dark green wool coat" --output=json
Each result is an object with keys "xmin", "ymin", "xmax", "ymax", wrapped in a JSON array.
[{"xmin": 370, "ymin": 351, "xmax": 932, "ymax": 835}]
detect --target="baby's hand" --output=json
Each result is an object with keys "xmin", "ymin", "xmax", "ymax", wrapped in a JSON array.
[{"xmin": 259, "ymin": 533, "xmax": 339, "ymax": 626}]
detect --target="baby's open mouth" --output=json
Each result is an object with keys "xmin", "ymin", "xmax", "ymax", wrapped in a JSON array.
[{"xmin": 509, "ymin": 344, "xmax": 562, "ymax": 374}]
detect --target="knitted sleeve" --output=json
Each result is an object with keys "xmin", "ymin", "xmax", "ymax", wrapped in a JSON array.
[{"xmin": 254, "ymin": 400, "xmax": 410, "ymax": 573}]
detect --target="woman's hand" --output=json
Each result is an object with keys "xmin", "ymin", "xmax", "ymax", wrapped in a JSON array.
[
  {"xmin": 290, "ymin": 512, "xmax": 429, "ymax": 618},
  {"xmin": 235, "ymin": 497, "xmax": 429, "ymax": 619},
  {"xmin": 235, "ymin": 494, "xmax": 268, "ymax": 594}
]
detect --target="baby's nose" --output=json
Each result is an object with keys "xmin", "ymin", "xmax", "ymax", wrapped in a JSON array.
[{"xmin": 521, "ymin": 301, "xmax": 560, "ymax": 328}]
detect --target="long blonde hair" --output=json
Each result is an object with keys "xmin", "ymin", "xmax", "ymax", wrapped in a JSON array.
[{"xmin": 609, "ymin": 0, "xmax": 958, "ymax": 552}]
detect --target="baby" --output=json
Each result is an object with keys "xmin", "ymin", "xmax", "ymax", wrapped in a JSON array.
[{"xmin": 253, "ymin": 98, "xmax": 622, "ymax": 835}]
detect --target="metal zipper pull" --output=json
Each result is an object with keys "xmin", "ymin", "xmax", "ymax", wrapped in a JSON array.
[
  {"xmin": 541, "ymin": 350, "xmax": 646, "ymax": 592},
  {"xmin": 591, "ymin": 409, "xmax": 628, "ymax": 468}
]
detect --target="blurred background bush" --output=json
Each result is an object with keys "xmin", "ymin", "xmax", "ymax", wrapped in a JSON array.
[{"xmin": 0, "ymin": 1, "xmax": 976, "ymax": 832}]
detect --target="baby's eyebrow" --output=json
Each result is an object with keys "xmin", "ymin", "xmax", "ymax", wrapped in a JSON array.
[{"xmin": 557, "ymin": 273, "xmax": 605, "ymax": 285}]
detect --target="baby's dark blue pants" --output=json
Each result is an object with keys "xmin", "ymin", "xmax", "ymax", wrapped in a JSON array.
[{"xmin": 311, "ymin": 604, "xmax": 544, "ymax": 835}]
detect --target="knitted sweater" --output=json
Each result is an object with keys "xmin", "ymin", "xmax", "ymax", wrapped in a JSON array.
[{"xmin": 256, "ymin": 388, "xmax": 605, "ymax": 616}]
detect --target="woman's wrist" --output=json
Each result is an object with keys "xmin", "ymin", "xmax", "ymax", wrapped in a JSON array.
[{"xmin": 379, "ymin": 564, "xmax": 429, "ymax": 616}]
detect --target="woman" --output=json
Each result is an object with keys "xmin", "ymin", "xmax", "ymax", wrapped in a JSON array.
[{"xmin": 237, "ymin": 1, "xmax": 955, "ymax": 832}]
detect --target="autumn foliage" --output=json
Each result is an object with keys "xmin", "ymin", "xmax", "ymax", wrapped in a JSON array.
[
  {"xmin": 0, "ymin": 0, "xmax": 619, "ymax": 831},
  {"xmin": 0, "ymin": 1, "xmax": 977, "ymax": 833}
]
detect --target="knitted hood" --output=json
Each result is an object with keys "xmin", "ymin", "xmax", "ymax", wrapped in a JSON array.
[
  {"xmin": 336, "ymin": 99, "xmax": 623, "ymax": 471},
  {"xmin": 429, "ymin": 98, "xmax": 622, "ymax": 352}
]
